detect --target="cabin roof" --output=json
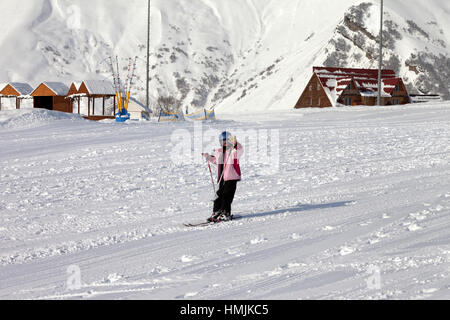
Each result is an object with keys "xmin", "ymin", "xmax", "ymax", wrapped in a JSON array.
[
  {"xmin": 313, "ymin": 67, "xmax": 396, "ymax": 79},
  {"xmin": 9, "ymin": 82, "xmax": 34, "ymax": 95},
  {"xmin": 314, "ymin": 67, "xmax": 403, "ymax": 98},
  {"xmin": 83, "ymin": 80, "xmax": 115, "ymax": 95},
  {"xmin": 354, "ymin": 78, "xmax": 402, "ymax": 96},
  {"xmin": 73, "ymin": 82, "xmax": 83, "ymax": 91},
  {"xmin": 43, "ymin": 82, "xmax": 70, "ymax": 96},
  {"xmin": 0, "ymin": 82, "xmax": 34, "ymax": 96}
]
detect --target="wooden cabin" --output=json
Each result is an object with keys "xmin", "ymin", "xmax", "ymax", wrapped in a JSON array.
[
  {"xmin": 0, "ymin": 82, "xmax": 33, "ymax": 110},
  {"xmin": 67, "ymin": 80, "xmax": 116, "ymax": 121},
  {"xmin": 31, "ymin": 82, "xmax": 71, "ymax": 112},
  {"xmin": 295, "ymin": 67, "xmax": 411, "ymax": 108}
]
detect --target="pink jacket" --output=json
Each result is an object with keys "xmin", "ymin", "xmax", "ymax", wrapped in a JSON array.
[{"xmin": 206, "ymin": 143, "xmax": 244, "ymax": 182}]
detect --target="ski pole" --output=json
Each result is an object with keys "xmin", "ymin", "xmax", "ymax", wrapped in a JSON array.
[{"xmin": 206, "ymin": 159, "xmax": 216, "ymax": 194}]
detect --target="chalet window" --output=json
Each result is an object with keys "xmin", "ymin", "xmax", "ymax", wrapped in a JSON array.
[
  {"xmin": 310, "ymin": 98, "xmax": 313, "ymax": 106},
  {"xmin": 317, "ymin": 83, "xmax": 321, "ymax": 90},
  {"xmin": 392, "ymin": 98, "xmax": 399, "ymax": 105},
  {"xmin": 395, "ymin": 84, "xmax": 400, "ymax": 92},
  {"xmin": 348, "ymin": 82, "xmax": 353, "ymax": 90},
  {"xmin": 318, "ymin": 97, "xmax": 321, "ymax": 106},
  {"xmin": 309, "ymin": 84, "xmax": 313, "ymax": 91},
  {"xmin": 344, "ymin": 97, "xmax": 352, "ymax": 106}
]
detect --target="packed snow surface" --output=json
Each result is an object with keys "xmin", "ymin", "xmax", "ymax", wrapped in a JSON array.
[
  {"xmin": 0, "ymin": 0, "xmax": 449, "ymax": 110},
  {"xmin": 0, "ymin": 104, "xmax": 449, "ymax": 299}
]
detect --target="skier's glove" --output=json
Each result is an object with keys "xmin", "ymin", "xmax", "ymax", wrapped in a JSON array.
[{"xmin": 232, "ymin": 136, "xmax": 237, "ymax": 148}]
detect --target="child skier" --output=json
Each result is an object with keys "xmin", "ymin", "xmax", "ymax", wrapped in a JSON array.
[{"xmin": 202, "ymin": 132, "xmax": 244, "ymax": 223}]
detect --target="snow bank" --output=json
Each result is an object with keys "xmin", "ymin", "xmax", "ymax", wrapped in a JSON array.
[{"xmin": 0, "ymin": 109, "xmax": 86, "ymax": 129}]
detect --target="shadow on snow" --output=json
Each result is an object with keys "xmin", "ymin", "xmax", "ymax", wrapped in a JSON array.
[{"xmin": 241, "ymin": 201, "xmax": 355, "ymax": 220}]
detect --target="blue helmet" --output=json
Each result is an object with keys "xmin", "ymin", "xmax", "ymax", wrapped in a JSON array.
[{"xmin": 219, "ymin": 131, "xmax": 232, "ymax": 143}]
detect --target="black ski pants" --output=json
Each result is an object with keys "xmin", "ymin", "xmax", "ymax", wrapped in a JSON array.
[{"xmin": 213, "ymin": 180, "xmax": 238, "ymax": 215}]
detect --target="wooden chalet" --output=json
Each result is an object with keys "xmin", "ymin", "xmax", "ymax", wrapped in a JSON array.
[
  {"xmin": 68, "ymin": 80, "xmax": 116, "ymax": 121},
  {"xmin": 31, "ymin": 82, "xmax": 71, "ymax": 112},
  {"xmin": 295, "ymin": 67, "xmax": 411, "ymax": 108},
  {"xmin": 0, "ymin": 82, "xmax": 33, "ymax": 110}
]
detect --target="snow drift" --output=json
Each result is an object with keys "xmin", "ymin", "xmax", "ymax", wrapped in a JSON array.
[{"xmin": 0, "ymin": 109, "xmax": 86, "ymax": 129}]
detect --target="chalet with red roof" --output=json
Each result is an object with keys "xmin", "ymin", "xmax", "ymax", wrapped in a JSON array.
[{"xmin": 295, "ymin": 67, "xmax": 411, "ymax": 108}]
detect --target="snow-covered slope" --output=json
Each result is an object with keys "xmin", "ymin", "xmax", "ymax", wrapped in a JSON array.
[
  {"xmin": 0, "ymin": 103, "xmax": 449, "ymax": 299},
  {"xmin": 0, "ymin": 0, "xmax": 448, "ymax": 113}
]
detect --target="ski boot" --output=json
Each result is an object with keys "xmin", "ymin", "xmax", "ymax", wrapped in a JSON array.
[
  {"xmin": 207, "ymin": 210, "xmax": 224, "ymax": 223},
  {"xmin": 215, "ymin": 212, "xmax": 232, "ymax": 222}
]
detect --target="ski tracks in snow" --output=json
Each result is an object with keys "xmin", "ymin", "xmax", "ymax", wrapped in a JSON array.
[{"xmin": 0, "ymin": 105, "xmax": 450, "ymax": 299}]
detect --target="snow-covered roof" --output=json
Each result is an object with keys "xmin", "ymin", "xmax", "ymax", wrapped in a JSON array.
[
  {"xmin": 354, "ymin": 78, "xmax": 401, "ymax": 97},
  {"xmin": 314, "ymin": 67, "xmax": 404, "ymax": 100},
  {"xmin": 83, "ymin": 80, "xmax": 115, "ymax": 95},
  {"xmin": 73, "ymin": 82, "xmax": 82, "ymax": 91},
  {"xmin": 314, "ymin": 67, "xmax": 396, "ymax": 80},
  {"xmin": 9, "ymin": 83, "xmax": 33, "ymax": 95},
  {"xmin": 323, "ymin": 86, "xmax": 337, "ymax": 107},
  {"xmin": 67, "ymin": 82, "xmax": 83, "ymax": 97},
  {"xmin": 43, "ymin": 82, "xmax": 70, "ymax": 96}
]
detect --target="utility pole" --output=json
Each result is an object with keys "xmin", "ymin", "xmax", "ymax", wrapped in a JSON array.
[
  {"xmin": 377, "ymin": 0, "xmax": 384, "ymax": 106},
  {"xmin": 146, "ymin": 0, "xmax": 151, "ymax": 110}
]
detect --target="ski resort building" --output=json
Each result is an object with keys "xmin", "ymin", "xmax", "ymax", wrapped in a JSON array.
[
  {"xmin": 295, "ymin": 67, "xmax": 411, "ymax": 108},
  {"xmin": 67, "ymin": 80, "xmax": 117, "ymax": 121},
  {"xmin": 31, "ymin": 82, "xmax": 71, "ymax": 113},
  {"xmin": 0, "ymin": 82, "xmax": 33, "ymax": 110}
]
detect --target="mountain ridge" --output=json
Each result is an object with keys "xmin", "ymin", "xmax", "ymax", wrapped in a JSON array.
[{"xmin": 0, "ymin": 0, "xmax": 448, "ymax": 113}]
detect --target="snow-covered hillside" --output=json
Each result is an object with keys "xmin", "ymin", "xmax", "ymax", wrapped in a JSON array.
[
  {"xmin": 0, "ymin": 0, "xmax": 448, "ymax": 113},
  {"xmin": 0, "ymin": 104, "xmax": 449, "ymax": 299}
]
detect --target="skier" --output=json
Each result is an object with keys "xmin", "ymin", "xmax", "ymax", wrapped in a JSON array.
[{"xmin": 202, "ymin": 131, "xmax": 244, "ymax": 223}]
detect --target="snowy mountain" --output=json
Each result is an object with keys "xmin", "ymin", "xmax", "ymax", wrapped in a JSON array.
[{"xmin": 0, "ymin": 0, "xmax": 448, "ymax": 113}]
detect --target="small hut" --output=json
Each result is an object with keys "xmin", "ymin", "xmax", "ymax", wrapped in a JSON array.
[
  {"xmin": 68, "ymin": 80, "xmax": 116, "ymax": 120},
  {"xmin": 127, "ymin": 97, "xmax": 151, "ymax": 121},
  {"xmin": 31, "ymin": 82, "xmax": 71, "ymax": 112},
  {"xmin": 0, "ymin": 82, "xmax": 33, "ymax": 110}
]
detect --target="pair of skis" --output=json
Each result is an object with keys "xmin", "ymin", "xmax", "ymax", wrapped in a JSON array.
[{"xmin": 183, "ymin": 221, "xmax": 216, "ymax": 228}]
